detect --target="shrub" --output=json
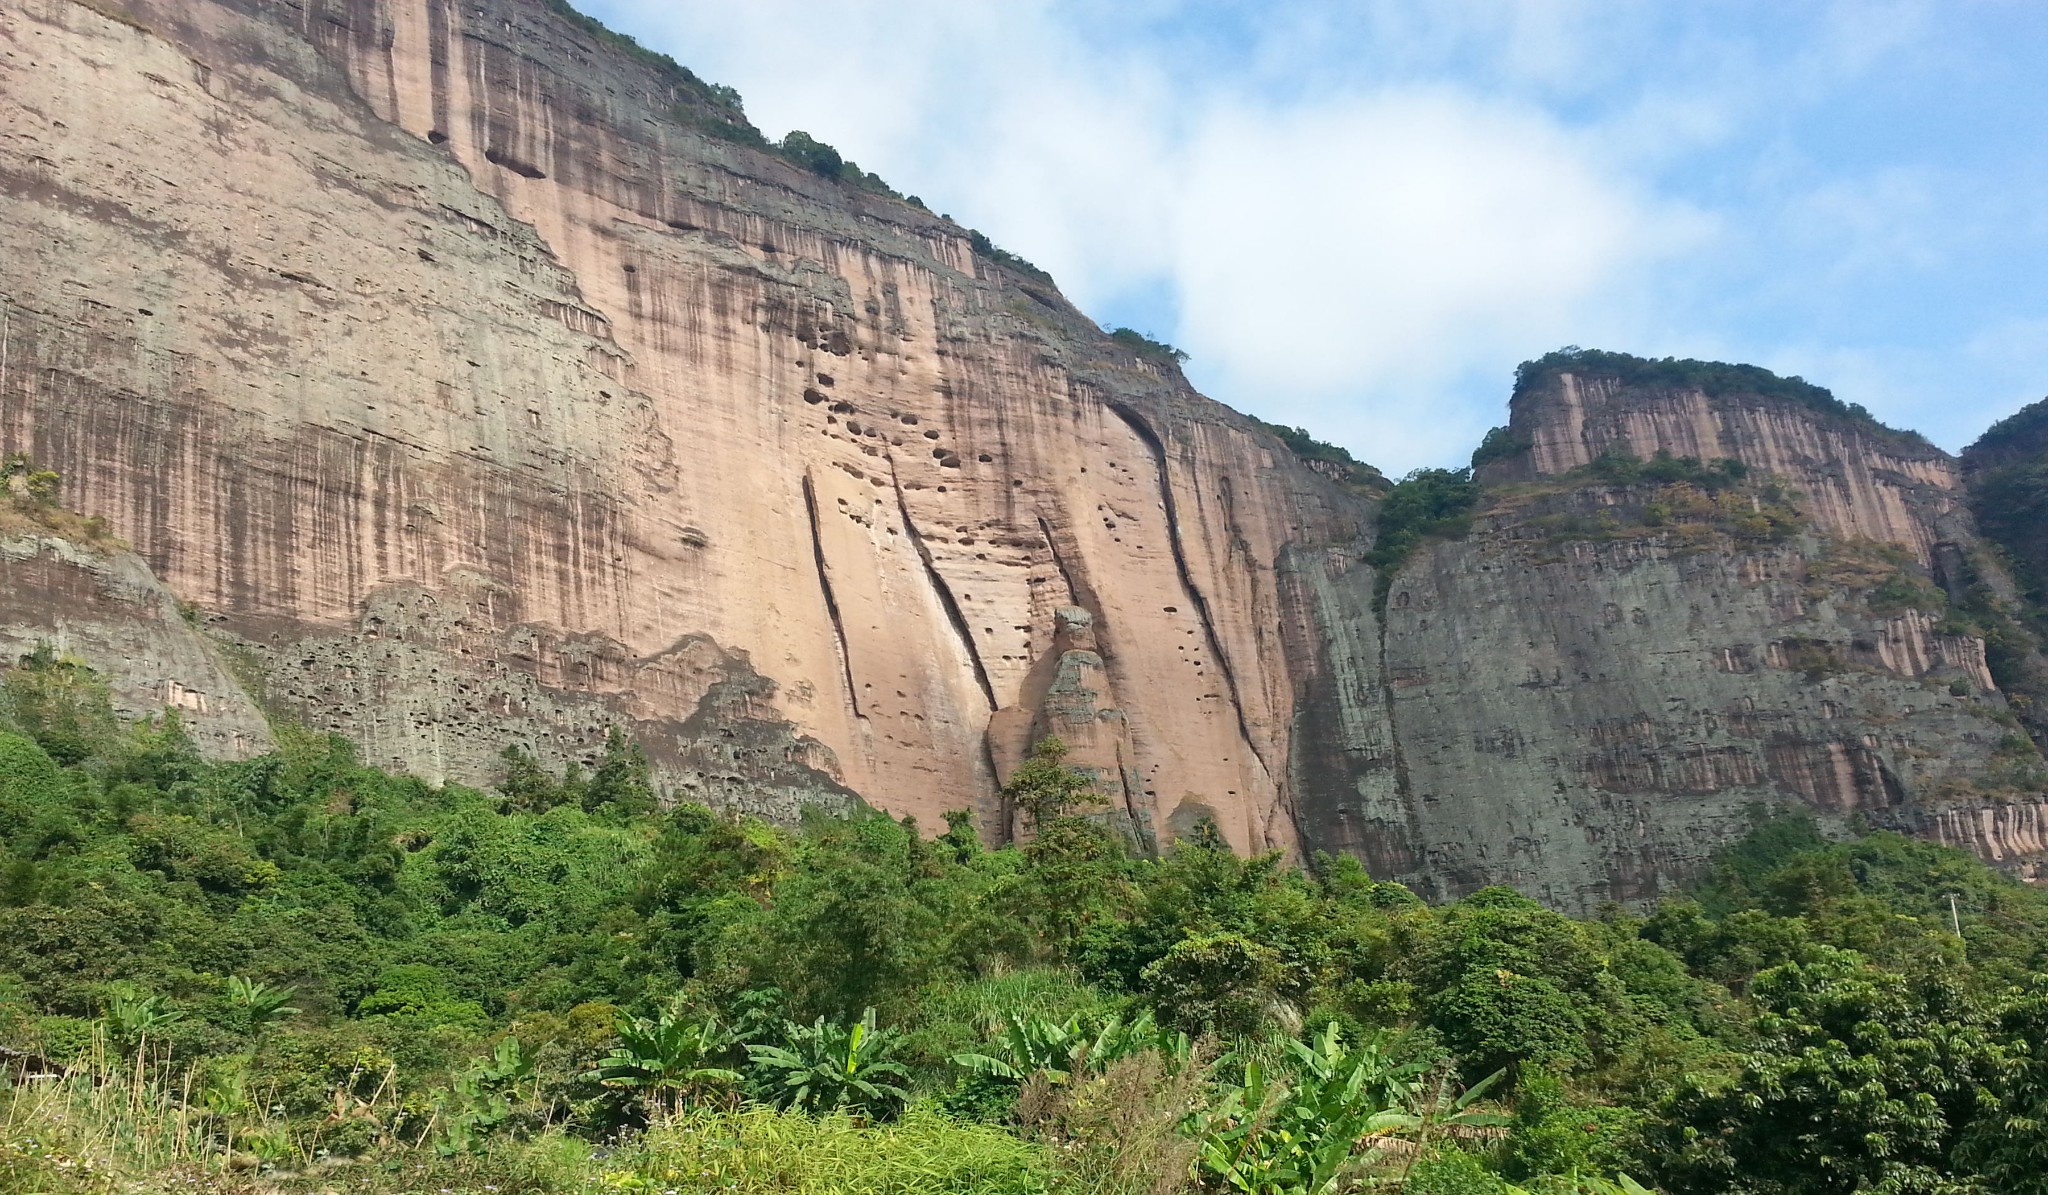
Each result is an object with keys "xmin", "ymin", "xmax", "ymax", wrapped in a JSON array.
[
  {"xmin": 1106, "ymin": 326, "xmax": 1188, "ymax": 366},
  {"xmin": 626, "ymin": 1105, "xmax": 1057, "ymax": 1195}
]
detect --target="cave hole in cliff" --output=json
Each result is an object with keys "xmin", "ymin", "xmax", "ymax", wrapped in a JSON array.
[
  {"xmin": 484, "ymin": 147, "xmax": 547, "ymax": 179},
  {"xmin": 978, "ymin": 453, "xmax": 993, "ymax": 463},
  {"xmin": 665, "ymin": 220, "xmax": 699, "ymax": 232},
  {"xmin": 817, "ymin": 373, "xmax": 835, "ymax": 387},
  {"xmin": 923, "ymin": 429, "xmax": 940, "ymax": 439},
  {"xmin": 427, "ymin": 130, "xmax": 448, "ymax": 144}
]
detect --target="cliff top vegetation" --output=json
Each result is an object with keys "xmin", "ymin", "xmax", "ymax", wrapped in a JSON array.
[
  {"xmin": 1248, "ymin": 417, "xmax": 1390, "ymax": 492},
  {"xmin": 1513, "ymin": 347, "xmax": 1931, "ymax": 446}
]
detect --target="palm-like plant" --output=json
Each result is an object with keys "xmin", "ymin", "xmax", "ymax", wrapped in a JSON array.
[
  {"xmin": 952, "ymin": 1009, "xmax": 1191, "ymax": 1084},
  {"xmin": 584, "ymin": 1008, "xmax": 741, "ymax": 1117},
  {"xmin": 747, "ymin": 1007, "xmax": 910, "ymax": 1118},
  {"xmin": 225, "ymin": 976, "xmax": 300, "ymax": 1030},
  {"xmin": 1199, "ymin": 1024, "xmax": 1503, "ymax": 1195},
  {"xmin": 101, "ymin": 981, "xmax": 184, "ymax": 1051},
  {"xmin": 439, "ymin": 1036, "xmax": 540, "ymax": 1154}
]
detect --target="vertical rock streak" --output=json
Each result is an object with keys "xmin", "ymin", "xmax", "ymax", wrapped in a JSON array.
[
  {"xmin": 1107, "ymin": 401, "xmax": 1273, "ymax": 789},
  {"xmin": 800, "ymin": 471, "xmax": 862, "ymax": 723}
]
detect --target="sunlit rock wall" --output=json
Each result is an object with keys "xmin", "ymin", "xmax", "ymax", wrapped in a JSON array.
[{"xmin": 0, "ymin": 0, "xmax": 1377, "ymax": 849}]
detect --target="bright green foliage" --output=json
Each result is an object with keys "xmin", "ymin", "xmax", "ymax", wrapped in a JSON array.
[
  {"xmin": 2, "ymin": 656, "xmax": 2046, "ymax": 1192},
  {"xmin": 1143, "ymin": 930, "xmax": 1288, "ymax": 1039},
  {"xmin": 950, "ymin": 1008, "xmax": 1187, "ymax": 1084},
  {"xmin": 225, "ymin": 975, "xmax": 299, "ymax": 1029},
  {"xmin": 746, "ymin": 1008, "xmax": 911, "ymax": 1118},
  {"xmin": 1198, "ymin": 1023, "xmax": 1486, "ymax": 1195},
  {"xmin": 1406, "ymin": 889, "xmax": 1607, "ymax": 1082},
  {"xmin": 99, "ymin": 980, "xmax": 182, "ymax": 1051},
  {"xmin": 1006, "ymin": 736, "xmax": 1097, "ymax": 828},
  {"xmin": 1369, "ymin": 467, "xmax": 1482, "ymax": 607},
  {"xmin": 627, "ymin": 1105, "xmax": 1058, "ymax": 1195},
  {"xmin": 1955, "ymin": 986, "xmax": 2048, "ymax": 1194},
  {"xmin": 2, "ymin": 644, "xmax": 117, "ymax": 766},
  {"xmin": 1, "ymin": 452, "xmax": 60, "ymax": 502},
  {"xmin": 1650, "ymin": 947, "xmax": 2005, "ymax": 1194},
  {"xmin": 438, "ymin": 1036, "xmax": 541, "ymax": 1155},
  {"xmin": 586, "ymin": 1007, "xmax": 741, "ymax": 1117}
]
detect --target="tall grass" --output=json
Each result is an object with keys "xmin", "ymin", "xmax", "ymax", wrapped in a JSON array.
[
  {"xmin": 3, "ymin": 1043, "xmax": 1061, "ymax": 1195},
  {"xmin": 2, "ymin": 1037, "xmax": 218, "ymax": 1191}
]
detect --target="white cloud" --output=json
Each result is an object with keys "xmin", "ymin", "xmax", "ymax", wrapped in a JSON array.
[
  {"xmin": 586, "ymin": 0, "xmax": 1695, "ymax": 469},
  {"xmin": 1171, "ymin": 89, "xmax": 1701, "ymax": 465},
  {"xmin": 583, "ymin": 0, "xmax": 2048, "ymax": 469}
]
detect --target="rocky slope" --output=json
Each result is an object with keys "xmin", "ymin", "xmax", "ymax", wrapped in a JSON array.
[
  {"xmin": 4, "ymin": 0, "xmax": 2046, "ymax": 907},
  {"xmin": 1311, "ymin": 352, "xmax": 2047, "ymax": 907}
]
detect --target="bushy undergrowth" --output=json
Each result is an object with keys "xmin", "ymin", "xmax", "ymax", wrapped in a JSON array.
[{"xmin": 2, "ymin": 649, "xmax": 2046, "ymax": 1193}]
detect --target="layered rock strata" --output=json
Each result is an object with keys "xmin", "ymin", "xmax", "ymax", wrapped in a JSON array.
[
  {"xmin": 0, "ymin": 0, "xmax": 1376, "ymax": 850},
  {"xmin": 7, "ymin": 0, "xmax": 2048, "ymax": 905},
  {"xmin": 1305, "ymin": 366, "xmax": 2048, "ymax": 908},
  {"xmin": 0, "ymin": 529, "xmax": 271, "ymax": 759}
]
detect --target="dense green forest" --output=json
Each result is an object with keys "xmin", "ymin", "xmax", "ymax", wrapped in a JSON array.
[{"xmin": 3, "ymin": 647, "xmax": 2047, "ymax": 1194}]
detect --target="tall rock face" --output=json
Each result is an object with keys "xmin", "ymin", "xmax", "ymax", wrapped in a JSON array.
[
  {"xmin": 0, "ymin": 524, "xmax": 272, "ymax": 759},
  {"xmin": 1962, "ymin": 398, "xmax": 2048, "ymax": 612},
  {"xmin": 1301, "ymin": 355, "xmax": 2047, "ymax": 909},
  {"xmin": 0, "ymin": 0, "xmax": 1378, "ymax": 850}
]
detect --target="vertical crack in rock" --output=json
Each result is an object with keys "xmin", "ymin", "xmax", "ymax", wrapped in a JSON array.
[
  {"xmin": 888, "ymin": 468, "xmax": 995, "ymax": 710},
  {"xmin": 1036, "ymin": 514, "xmax": 1103, "ymax": 634},
  {"xmin": 1107, "ymin": 402, "xmax": 1273, "ymax": 785},
  {"xmin": 800, "ymin": 472, "xmax": 863, "ymax": 721}
]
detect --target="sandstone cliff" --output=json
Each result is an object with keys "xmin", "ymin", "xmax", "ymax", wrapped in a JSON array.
[
  {"xmin": 1308, "ymin": 353, "xmax": 2048, "ymax": 907},
  {"xmin": 0, "ymin": 0, "xmax": 1377, "ymax": 852},
  {"xmin": 0, "ymin": 521, "xmax": 272, "ymax": 759}
]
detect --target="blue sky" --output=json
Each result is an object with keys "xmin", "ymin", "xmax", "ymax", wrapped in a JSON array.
[{"xmin": 578, "ymin": 0, "xmax": 2048, "ymax": 474}]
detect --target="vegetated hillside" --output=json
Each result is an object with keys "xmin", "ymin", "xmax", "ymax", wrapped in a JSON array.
[
  {"xmin": 1964, "ymin": 396, "xmax": 2048, "ymax": 620},
  {"xmin": 3, "ymin": 655, "xmax": 2047, "ymax": 1194}
]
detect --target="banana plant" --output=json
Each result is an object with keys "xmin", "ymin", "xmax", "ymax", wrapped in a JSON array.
[
  {"xmin": 226, "ymin": 976, "xmax": 300, "ymax": 1030},
  {"xmin": 951, "ymin": 1008, "xmax": 1191, "ymax": 1083},
  {"xmin": 437, "ymin": 1036, "xmax": 538, "ymax": 1155},
  {"xmin": 101, "ymin": 980, "xmax": 183, "ymax": 1051},
  {"xmin": 1198, "ymin": 1024, "xmax": 1502, "ymax": 1195},
  {"xmin": 585, "ymin": 1007, "xmax": 741, "ymax": 1117},
  {"xmin": 746, "ymin": 1007, "xmax": 910, "ymax": 1118}
]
